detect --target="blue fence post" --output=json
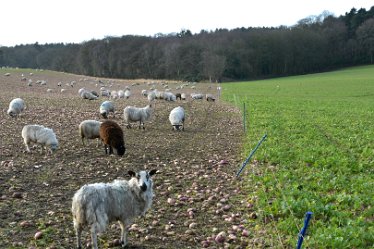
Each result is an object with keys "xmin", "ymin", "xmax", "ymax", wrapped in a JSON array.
[
  {"xmin": 296, "ymin": 211, "xmax": 313, "ymax": 249},
  {"xmin": 236, "ymin": 134, "xmax": 267, "ymax": 177}
]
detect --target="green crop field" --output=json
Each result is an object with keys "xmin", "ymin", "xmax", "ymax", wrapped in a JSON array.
[{"xmin": 222, "ymin": 65, "xmax": 374, "ymax": 248}]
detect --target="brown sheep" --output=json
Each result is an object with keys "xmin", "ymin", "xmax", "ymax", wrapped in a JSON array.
[
  {"xmin": 175, "ymin": 93, "xmax": 182, "ymax": 100},
  {"xmin": 99, "ymin": 120, "xmax": 126, "ymax": 156}
]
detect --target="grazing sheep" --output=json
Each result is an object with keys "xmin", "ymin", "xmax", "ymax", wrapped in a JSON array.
[
  {"xmin": 175, "ymin": 93, "xmax": 182, "ymax": 100},
  {"xmin": 206, "ymin": 94, "xmax": 216, "ymax": 102},
  {"xmin": 118, "ymin": 90, "xmax": 125, "ymax": 98},
  {"xmin": 7, "ymin": 98, "xmax": 25, "ymax": 117},
  {"xmin": 124, "ymin": 89, "xmax": 131, "ymax": 99},
  {"xmin": 21, "ymin": 124, "xmax": 58, "ymax": 154},
  {"xmin": 99, "ymin": 101, "xmax": 115, "ymax": 119},
  {"xmin": 111, "ymin": 90, "xmax": 119, "ymax": 99},
  {"xmin": 72, "ymin": 169, "xmax": 157, "ymax": 249},
  {"xmin": 79, "ymin": 120, "xmax": 102, "ymax": 147},
  {"xmin": 169, "ymin": 106, "xmax": 185, "ymax": 131},
  {"xmin": 191, "ymin": 93, "xmax": 204, "ymax": 100},
  {"xmin": 123, "ymin": 104, "xmax": 152, "ymax": 129},
  {"xmin": 101, "ymin": 89, "xmax": 111, "ymax": 97},
  {"xmin": 99, "ymin": 120, "xmax": 125, "ymax": 156},
  {"xmin": 181, "ymin": 93, "xmax": 187, "ymax": 100},
  {"xmin": 164, "ymin": 92, "xmax": 176, "ymax": 101},
  {"xmin": 80, "ymin": 90, "xmax": 98, "ymax": 100},
  {"xmin": 147, "ymin": 91, "xmax": 156, "ymax": 102},
  {"xmin": 141, "ymin": 89, "xmax": 148, "ymax": 97}
]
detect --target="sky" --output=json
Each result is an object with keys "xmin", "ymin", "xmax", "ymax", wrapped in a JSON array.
[{"xmin": 1, "ymin": 0, "xmax": 372, "ymax": 47}]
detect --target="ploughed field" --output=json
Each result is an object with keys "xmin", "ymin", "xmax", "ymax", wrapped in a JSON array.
[{"xmin": 0, "ymin": 69, "xmax": 253, "ymax": 248}]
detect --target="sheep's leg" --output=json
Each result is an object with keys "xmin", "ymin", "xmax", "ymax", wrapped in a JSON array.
[
  {"xmin": 24, "ymin": 140, "xmax": 31, "ymax": 152},
  {"xmin": 90, "ymin": 225, "xmax": 98, "ymax": 249},
  {"xmin": 104, "ymin": 144, "xmax": 108, "ymax": 154},
  {"xmin": 109, "ymin": 146, "xmax": 113, "ymax": 155},
  {"xmin": 74, "ymin": 223, "xmax": 82, "ymax": 249},
  {"xmin": 119, "ymin": 220, "xmax": 128, "ymax": 248},
  {"xmin": 81, "ymin": 137, "xmax": 85, "ymax": 146}
]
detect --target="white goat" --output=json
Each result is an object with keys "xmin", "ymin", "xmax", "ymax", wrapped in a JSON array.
[
  {"xmin": 7, "ymin": 98, "xmax": 25, "ymax": 117},
  {"xmin": 72, "ymin": 169, "xmax": 157, "ymax": 249},
  {"xmin": 123, "ymin": 104, "xmax": 152, "ymax": 129},
  {"xmin": 100, "ymin": 101, "xmax": 115, "ymax": 119},
  {"xmin": 21, "ymin": 124, "xmax": 58, "ymax": 154},
  {"xmin": 78, "ymin": 120, "xmax": 102, "ymax": 147},
  {"xmin": 169, "ymin": 106, "xmax": 185, "ymax": 131}
]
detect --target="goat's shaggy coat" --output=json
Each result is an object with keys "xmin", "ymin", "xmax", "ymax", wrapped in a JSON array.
[
  {"xmin": 123, "ymin": 104, "xmax": 152, "ymax": 129},
  {"xmin": 21, "ymin": 124, "xmax": 58, "ymax": 154},
  {"xmin": 7, "ymin": 98, "xmax": 25, "ymax": 117},
  {"xmin": 169, "ymin": 106, "xmax": 185, "ymax": 131},
  {"xmin": 79, "ymin": 120, "xmax": 102, "ymax": 146},
  {"xmin": 99, "ymin": 120, "xmax": 125, "ymax": 156},
  {"xmin": 99, "ymin": 101, "xmax": 115, "ymax": 119},
  {"xmin": 72, "ymin": 169, "xmax": 157, "ymax": 249}
]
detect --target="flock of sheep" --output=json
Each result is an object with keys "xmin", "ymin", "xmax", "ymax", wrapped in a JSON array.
[{"xmin": 5, "ymin": 75, "xmax": 218, "ymax": 249}]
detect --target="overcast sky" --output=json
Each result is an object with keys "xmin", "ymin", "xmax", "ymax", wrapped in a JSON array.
[{"xmin": 1, "ymin": 0, "xmax": 372, "ymax": 47}]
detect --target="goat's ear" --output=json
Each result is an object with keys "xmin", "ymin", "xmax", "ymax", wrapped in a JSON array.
[
  {"xmin": 149, "ymin": 169, "xmax": 157, "ymax": 176},
  {"xmin": 128, "ymin": 170, "xmax": 136, "ymax": 177}
]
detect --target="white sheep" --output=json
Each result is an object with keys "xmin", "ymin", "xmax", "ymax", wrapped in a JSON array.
[
  {"xmin": 169, "ymin": 106, "xmax": 185, "ymax": 131},
  {"xmin": 21, "ymin": 124, "xmax": 58, "ymax": 154},
  {"xmin": 163, "ymin": 92, "xmax": 176, "ymax": 101},
  {"xmin": 7, "ymin": 98, "xmax": 25, "ymax": 117},
  {"xmin": 181, "ymin": 93, "xmax": 187, "ymax": 100},
  {"xmin": 100, "ymin": 100, "xmax": 115, "ymax": 119},
  {"xmin": 191, "ymin": 93, "xmax": 204, "ymax": 100},
  {"xmin": 111, "ymin": 90, "xmax": 119, "ymax": 99},
  {"xmin": 72, "ymin": 169, "xmax": 157, "ymax": 249},
  {"xmin": 78, "ymin": 120, "xmax": 102, "ymax": 147},
  {"xmin": 147, "ymin": 91, "xmax": 156, "ymax": 102},
  {"xmin": 124, "ymin": 89, "xmax": 131, "ymax": 99},
  {"xmin": 80, "ymin": 90, "xmax": 98, "ymax": 100},
  {"xmin": 123, "ymin": 104, "xmax": 152, "ymax": 129},
  {"xmin": 206, "ymin": 93, "xmax": 216, "ymax": 102},
  {"xmin": 118, "ymin": 90, "xmax": 125, "ymax": 98}
]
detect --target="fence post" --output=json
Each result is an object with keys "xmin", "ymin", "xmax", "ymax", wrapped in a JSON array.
[
  {"xmin": 236, "ymin": 134, "xmax": 267, "ymax": 177},
  {"xmin": 296, "ymin": 211, "xmax": 313, "ymax": 249}
]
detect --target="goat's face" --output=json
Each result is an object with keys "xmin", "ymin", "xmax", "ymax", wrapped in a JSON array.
[{"xmin": 129, "ymin": 170, "xmax": 157, "ymax": 192}]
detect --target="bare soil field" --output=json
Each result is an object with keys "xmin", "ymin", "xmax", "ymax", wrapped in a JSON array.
[{"xmin": 0, "ymin": 69, "xmax": 254, "ymax": 249}]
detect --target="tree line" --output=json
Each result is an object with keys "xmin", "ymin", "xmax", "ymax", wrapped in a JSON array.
[{"xmin": 0, "ymin": 6, "xmax": 373, "ymax": 82}]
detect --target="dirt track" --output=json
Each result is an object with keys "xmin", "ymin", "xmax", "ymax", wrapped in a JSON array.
[{"xmin": 0, "ymin": 70, "xmax": 255, "ymax": 249}]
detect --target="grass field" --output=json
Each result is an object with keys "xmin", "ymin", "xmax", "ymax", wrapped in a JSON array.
[{"xmin": 222, "ymin": 65, "xmax": 374, "ymax": 248}]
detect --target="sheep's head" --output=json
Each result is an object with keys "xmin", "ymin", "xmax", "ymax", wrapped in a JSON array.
[
  {"xmin": 101, "ymin": 111, "xmax": 108, "ymax": 119},
  {"xmin": 129, "ymin": 170, "xmax": 157, "ymax": 192},
  {"xmin": 49, "ymin": 143, "xmax": 58, "ymax": 153},
  {"xmin": 7, "ymin": 110, "xmax": 16, "ymax": 117},
  {"xmin": 115, "ymin": 144, "xmax": 126, "ymax": 156}
]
